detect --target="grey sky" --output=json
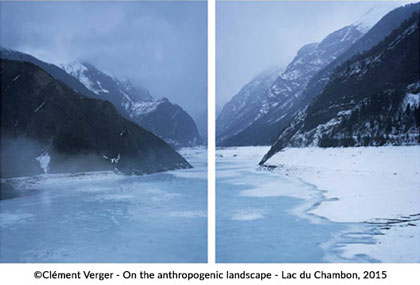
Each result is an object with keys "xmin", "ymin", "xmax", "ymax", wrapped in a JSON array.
[
  {"xmin": 216, "ymin": 1, "xmax": 415, "ymax": 107},
  {"xmin": 0, "ymin": 1, "xmax": 207, "ymax": 117}
]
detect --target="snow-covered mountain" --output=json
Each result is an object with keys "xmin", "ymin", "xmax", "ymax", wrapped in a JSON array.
[
  {"xmin": 0, "ymin": 48, "xmax": 202, "ymax": 148},
  {"xmin": 61, "ymin": 61, "xmax": 153, "ymax": 102},
  {"xmin": 217, "ymin": 23, "xmax": 366, "ymax": 146},
  {"xmin": 61, "ymin": 62, "xmax": 202, "ymax": 148},
  {"xmin": 302, "ymin": 2, "xmax": 420, "ymax": 111},
  {"xmin": 1, "ymin": 59, "xmax": 191, "ymax": 178},
  {"xmin": 218, "ymin": 2, "xmax": 419, "ymax": 148},
  {"xmin": 261, "ymin": 10, "xmax": 419, "ymax": 164},
  {"xmin": 352, "ymin": 3, "xmax": 407, "ymax": 33},
  {"xmin": 216, "ymin": 67, "xmax": 282, "ymax": 143}
]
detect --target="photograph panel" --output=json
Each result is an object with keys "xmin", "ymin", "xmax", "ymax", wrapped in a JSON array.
[
  {"xmin": 216, "ymin": 0, "xmax": 419, "ymax": 263},
  {"xmin": 0, "ymin": 0, "xmax": 208, "ymax": 263}
]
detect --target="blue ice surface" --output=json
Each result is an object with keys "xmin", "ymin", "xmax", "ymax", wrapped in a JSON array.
[
  {"xmin": 0, "ymin": 148, "xmax": 207, "ymax": 263},
  {"xmin": 215, "ymin": 150, "xmax": 378, "ymax": 263}
]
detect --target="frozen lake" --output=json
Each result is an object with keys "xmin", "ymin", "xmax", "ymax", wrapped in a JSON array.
[
  {"xmin": 0, "ymin": 148, "xmax": 207, "ymax": 263},
  {"xmin": 216, "ymin": 147, "xmax": 382, "ymax": 263}
]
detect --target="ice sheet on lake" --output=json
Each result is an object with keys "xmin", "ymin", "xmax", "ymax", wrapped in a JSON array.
[
  {"xmin": 0, "ymin": 212, "xmax": 34, "ymax": 228},
  {"xmin": 168, "ymin": 211, "xmax": 207, "ymax": 218},
  {"xmin": 216, "ymin": 146, "xmax": 420, "ymax": 262},
  {"xmin": 0, "ymin": 148, "xmax": 207, "ymax": 263},
  {"xmin": 231, "ymin": 209, "xmax": 266, "ymax": 221}
]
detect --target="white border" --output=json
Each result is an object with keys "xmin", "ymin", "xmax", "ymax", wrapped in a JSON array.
[
  {"xmin": 208, "ymin": 0, "xmax": 216, "ymax": 265},
  {"xmin": 1, "ymin": 1, "xmax": 420, "ymax": 284}
]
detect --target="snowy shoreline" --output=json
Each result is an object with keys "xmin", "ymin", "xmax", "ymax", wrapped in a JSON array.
[{"xmin": 265, "ymin": 146, "xmax": 420, "ymax": 262}]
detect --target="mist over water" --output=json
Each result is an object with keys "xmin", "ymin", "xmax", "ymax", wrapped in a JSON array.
[{"xmin": 1, "ymin": 136, "xmax": 45, "ymax": 178}]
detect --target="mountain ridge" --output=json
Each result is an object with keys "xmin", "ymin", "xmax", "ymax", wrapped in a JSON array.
[
  {"xmin": 1, "ymin": 59, "xmax": 191, "ymax": 178},
  {"xmin": 217, "ymin": 22, "xmax": 366, "ymax": 146},
  {"xmin": 61, "ymin": 61, "xmax": 202, "ymax": 148},
  {"xmin": 261, "ymin": 11, "xmax": 420, "ymax": 164}
]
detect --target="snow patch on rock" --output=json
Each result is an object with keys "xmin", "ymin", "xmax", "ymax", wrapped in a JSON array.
[{"xmin": 36, "ymin": 152, "xmax": 50, "ymax": 173}]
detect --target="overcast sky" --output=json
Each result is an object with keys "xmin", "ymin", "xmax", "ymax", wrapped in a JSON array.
[
  {"xmin": 216, "ymin": 0, "xmax": 415, "ymax": 107},
  {"xmin": 0, "ymin": 1, "xmax": 207, "ymax": 117}
]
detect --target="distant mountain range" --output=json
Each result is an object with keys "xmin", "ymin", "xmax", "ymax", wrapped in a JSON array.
[
  {"xmin": 218, "ymin": 3, "xmax": 420, "ymax": 150},
  {"xmin": 0, "ymin": 48, "xmax": 202, "ymax": 148},
  {"xmin": 1, "ymin": 59, "xmax": 191, "ymax": 178},
  {"xmin": 260, "ymin": 3, "xmax": 419, "ymax": 164},
  {"xmin": 217, "ymin": 20, "xmax": 365, "ymax": 146},
  {"xmin": 216, "ymin": 67, "xmax": 283, "ymax": 144},
  {"xmin": 61, "ymin": 61, "xmax": 202, "ymax": 148}
]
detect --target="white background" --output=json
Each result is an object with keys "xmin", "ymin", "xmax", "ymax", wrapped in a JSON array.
[{"xmin": 0, "ymin": 1, "xmax": 419, "ymax": 284}]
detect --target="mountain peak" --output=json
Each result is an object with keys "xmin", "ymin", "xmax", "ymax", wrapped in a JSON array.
[
  {"xmin": 61, "ymin": 60, "xmax": 111, "ymax": 95},
  {"xmin": 353, "ymin": 4, "xmax": 403, "ymax": 33},
  {"xmin": 61, "ymin": 61, "xmax": 87, "ymax": 75},
  {"xmin": 60, "ymin": 60, "xmax": 200, "ymax": 147}
]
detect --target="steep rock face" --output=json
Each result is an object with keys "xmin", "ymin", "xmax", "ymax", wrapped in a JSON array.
[
  {"xmin": 133, "ymin": 98, "xmax": 202, "ymax": 146},
  {"xmin": 217, "ymin": 24, "xmax": 365, "ymax": 146},
  {"xmin": 62, "ymin": 62, "xmax": 202, "ymax": 148},
  {"xmin": 1, "ymin": 59, "xmax": 191, "ymax": 178},
  {"xmin": 297, "ymin": 2, "xmax": 420, "ymax": 114},
  {"xmin": 261, "ymin": 14, "xmax": 419, "ymax": 164},
  {"xmin": 61, "ymin": 61, "xmax": 153, "ymax": 103}
]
